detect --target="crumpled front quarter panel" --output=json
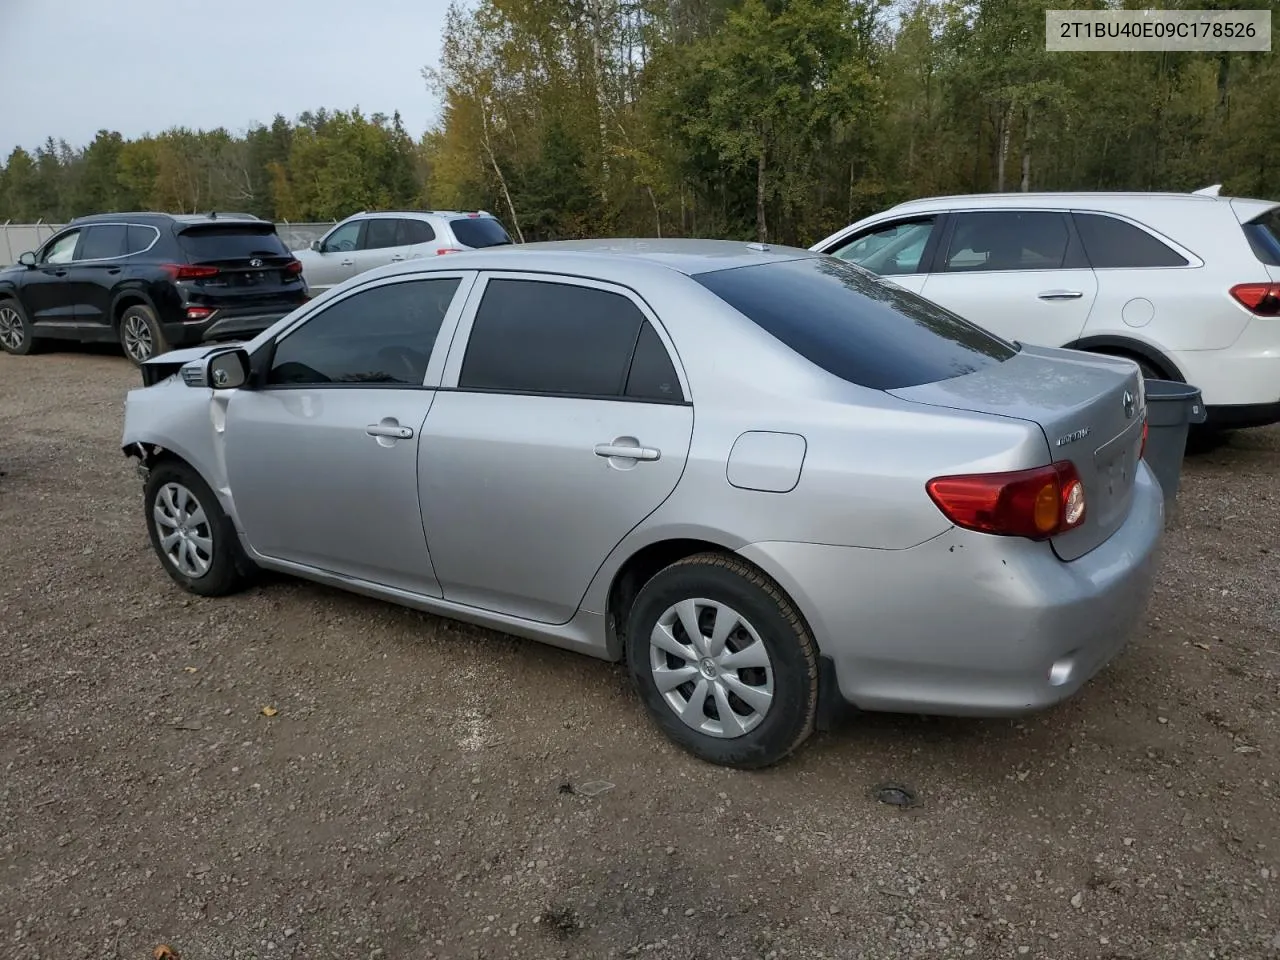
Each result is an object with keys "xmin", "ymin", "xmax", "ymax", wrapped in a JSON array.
[{"xmin": 122, "ymin": 376, "xmax": 235, "ymax": 522}]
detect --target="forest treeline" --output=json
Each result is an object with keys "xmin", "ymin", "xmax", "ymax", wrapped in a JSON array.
[{"xmin": 2, "ymin": 0, "xmax": 1277, "ymax": 246}]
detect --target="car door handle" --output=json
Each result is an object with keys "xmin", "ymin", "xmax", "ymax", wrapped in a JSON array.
[
  {"xmin": 1038, "ymin": 289, "xmax": 1084, "ymax": 300},
  {"xmin": 389, "ymin": 254, "xmax": 406, "ymax": 262},
  {"xmin": 44, "ymin": 269, "xmax": 67, "ymax": 277},
  {"xmin": 341, "ymin": 259, "xmax": 355, "ymax": 267},
  {"xmin": 594, "ymin": 442, "xmax": 660, "ymax": 462},
  {"xmin": 107, "ymin": 268, "xmax": 122, "ymax": 275},
  {"xmin": 366, "ymin": 423, "xmax": 414, "ymax": 440}
]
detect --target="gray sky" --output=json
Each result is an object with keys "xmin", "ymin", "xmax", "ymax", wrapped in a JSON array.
[{"xmin": 0, "ymin": 0, "xmax": 449, "ymax": 158}]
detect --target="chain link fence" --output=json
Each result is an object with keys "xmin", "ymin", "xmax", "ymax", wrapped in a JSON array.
[{"xmin": 0, "ymin": 220, "xmax": 337, "ymax": 266}]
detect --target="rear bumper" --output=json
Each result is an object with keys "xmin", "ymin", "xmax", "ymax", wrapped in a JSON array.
[
  {"xmin": 1170, "ymin": 317, "xmax": 1280, "ymax": 411},
  {"xmin": 1203, "ymin": 401, "xmax": 1280, "ymax": 430},
  {"xmin": 738, "ymin": 461, "xmax": 1165, "ymax": 717},
  {"xmin": 162, "ymin": 308, "xmax": 297, "ymax": 346}
]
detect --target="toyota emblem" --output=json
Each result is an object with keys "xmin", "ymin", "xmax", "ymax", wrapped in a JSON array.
[
  {"xmin": 1122, "ymin": 389, "xmax": 1135, "ymax": 420},
  {"xmin": 249, "ymin": 258, "xmax": 263, "ymax": 268}
]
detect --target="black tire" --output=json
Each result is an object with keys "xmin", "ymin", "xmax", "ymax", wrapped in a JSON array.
[
  {"xmin": 144, "ymin": 459, "xmax": 256, "ymax": 597},
  {"xmin": 0, "ymin": 298, "xmax": 42, "ymax": 356},
  {"xmin": 626, "ymin": 552, "xmax": 819, "ymax": 769},
  {"xmin": 118, "ymin": 303, "xmax": 169, "ymax": 366}
]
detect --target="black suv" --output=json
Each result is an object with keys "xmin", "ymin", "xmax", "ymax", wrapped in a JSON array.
[{"xmin": 0, "ymin": 212, "xmax": 310, "ymax": 364}]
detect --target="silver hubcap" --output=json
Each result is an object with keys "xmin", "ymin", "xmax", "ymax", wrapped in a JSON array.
[
  {"xmin": 649, "ymin": 598, "xmax": 775, "ymax": 739},
  {"xmin": 153, "ymin": 482, "xmax": 213, "ymax": 578},
  {"xmin": 0, "ymin": 306, "xmax": 24, "ymax": 350},
  {"xmin": 123, "ymin": 314, "xmax": 153, "ymax": 361}
]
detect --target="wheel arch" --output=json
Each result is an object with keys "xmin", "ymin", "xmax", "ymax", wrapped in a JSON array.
[
  {"xmin": 1062, "ymin": 334, "xmax": 1185, "ymax": 382},
  {"xmin": 110, "ymin": 289, "xmax": 160, "ymax": 330}
]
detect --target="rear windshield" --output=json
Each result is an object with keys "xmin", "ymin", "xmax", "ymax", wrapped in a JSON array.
[
  {"xmin": 449, "ymin": 217, "xmax": 513, "ymax": 249},
  {"xmin": 177, "ymin": 224, "xmax": 292, "ymax": 262},
  {"xmin": 693, "ymin": 257, "xmax": 1017, "ymax": 391},
  {"xmin": 1243, "ymin": 209, "xmax": 1280, "ymax": 267}
]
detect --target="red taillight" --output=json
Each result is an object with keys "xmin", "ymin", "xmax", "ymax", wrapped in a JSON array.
[
  {"xmin": 163, "ymin": 263, "xmax": 220, "ymax": 281},
  {"xmin": 1229, "ymin": 282, "xmax": 1280, "ymax": 315},
  {"xmin": 1139, "ymin": 419, "xmax": 1149, "ymax": 459},
  {"xmin": 184, "ymin": 306, "xmax": 213, "ymax": 321},
  {"xmin": 283, "ymin": 258, "xmax": 303, "ymax": 276},
  {"xmin": 926, "ymin": 462, "xmax": 1087, "ymax": 540},
  {"xmin": 436, "ymin": 247, "xmax": 463, "ymax": 256}
]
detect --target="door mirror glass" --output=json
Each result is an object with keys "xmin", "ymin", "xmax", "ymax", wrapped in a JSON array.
[
  {"xmin": 309, "ymin": 239, "xmax": 321, "ymax": 252},
  {"xmin": 208, "ymin": 349, "xmax": 251, "ymax": 389},
  {"xmin": 17, "ymin": 251, "xmax": 35, "ymax": 267}
]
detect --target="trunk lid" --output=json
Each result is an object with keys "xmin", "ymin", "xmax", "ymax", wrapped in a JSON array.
[{"xmin": 890, "ymin": 344, "xmax": 1145, "ymax": 561}]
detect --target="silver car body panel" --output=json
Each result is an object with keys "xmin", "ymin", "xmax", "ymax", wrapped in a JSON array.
[{"xmin": 123, "ymin": 239, "xmax": 1164, "ymax": 714}]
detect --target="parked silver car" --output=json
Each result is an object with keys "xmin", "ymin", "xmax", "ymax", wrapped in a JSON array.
[
  {"xmin": 294, "ymin": 210, "xmax": 513, "ymax": 293},
  {"xmin": 121, "ymin": 240, "xmax": 1164, "ymax": 768}
]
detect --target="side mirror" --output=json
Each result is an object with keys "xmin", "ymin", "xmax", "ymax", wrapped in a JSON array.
[
  {"xmin": 18, "ymin": 251, "xmax": 36, "ymax": 267},
  {"xmin": 309, "ymin": 239, "xmax": 322, "ymax": 252},
  {"xmin": 207, "ymin": 348, "xmax": 251, "ymax": 389}
]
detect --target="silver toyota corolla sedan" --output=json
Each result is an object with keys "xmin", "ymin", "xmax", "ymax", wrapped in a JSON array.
[{"xmin": 121, "ymin": 239, "xmax": 1164, "ymax": 769}]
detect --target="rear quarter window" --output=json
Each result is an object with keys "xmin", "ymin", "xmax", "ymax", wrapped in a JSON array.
[
  {"xmin": 1243, "ymin": 208, "xmax": 1280, "ymax": 267},
  {"xmin": 692, "ymin": 257, "xmax": 1017, "ymax": 391},
  {"xmin": 177, "ymin": 224, "xmax": 291, "ymax": 262},
  {"xmin": 450, "ymin": 217, "xmax": 513, "ymax": 249}
]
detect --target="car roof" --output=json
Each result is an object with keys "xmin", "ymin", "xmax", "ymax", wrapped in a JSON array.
[
  {"xmin": 478, "ymin": 238, "xmax": 817, "ymax": 275},
  {"xmin": 344, "ymin": 209, "xmax": 498, "ymax": 220},
  {"xmin": 334, "ymin": 238, "xmax": 817, "ymax": 289},
  {"xmin": 885, "ymin": 189, "xmax": 1263, "ymax": 214},
  {"xmin": 67, "ymin": 211, "xmax": 265, "ymax": 226}
]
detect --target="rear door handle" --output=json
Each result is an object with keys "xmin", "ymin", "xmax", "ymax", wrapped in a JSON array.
[
  {"xmin": 1038, "ymin": 289, "xmax": 1084, "ymax": 300},
  {"xmin": 366, "ymin": 423, "xmax": 414, "ymax": 440},
  {"xmin": 340, "ymin": 259, "xmax": 355, "ymax": 267},
  {"xmin": 389, "ymin": 254, "xmax": 406, "ymax": 262},
  {"xmin": 594, "ymin": 442, "xmax": 660, "ymax": 462}
]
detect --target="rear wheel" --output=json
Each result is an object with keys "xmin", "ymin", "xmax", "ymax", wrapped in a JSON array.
[
  {"xmin": 626, "ymin": 553, "xmax": 819, "ymax": 769},
  {"xmin": 144, "ymin": 460, "xmax": 255, "ymax": 597},
  {"xmin": 119, "ymin": 304, "xmax": 169, "ymax": 365},
  {"xmin": 0, "ymin": 299, "xmax": 41, "ymax": 356}
]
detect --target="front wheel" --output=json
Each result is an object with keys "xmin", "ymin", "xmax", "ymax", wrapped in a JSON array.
[
  {"xmin": 626, "ymin": 553, "xmax": 819, "ymax": 769},
  {"xmin": 144, "ymin": 460, "xmax": 255, "ymax": 596},
  {"xmin": 0, "ymin": 299, "xmax": 41, "ymax": 356}
]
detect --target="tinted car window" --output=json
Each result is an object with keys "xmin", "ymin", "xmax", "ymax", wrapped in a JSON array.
[
  {"xmin": 79, "ymin": 224, "xmax": 128, "ymax": 260},
  {"xmin": 694, "ymin": 257, "xmax": 1016, "ymax": 391},
  {"xmin": 624, "ymin": 322, "xmax": 683, "ymax": 402},
  {"xmin": 450, "ymin": 217, "xmax": 513, "ymax": 249},
  {"xmin": 126, "ymin": 224, "xmax": 158, "ymax": 256},
  {"xmin": 1072, "ymin": 213, "xmax": 1189, "ymax": 268},
  {"xmin": 268, "ymin": 278, "xmax": 461, "ymax": 386},
  {"xmin": 1244, "ymin": 209, "xmax": 1280, "ymax": 267},
  {"xmin": 398, "ymin": 219, "xmax": 436, "ymax": 245},
  {"xmin": 459, "ymin": 279, "xmax": 644, "ymax": 396},
  {"xmin": 830, "ymin": 217, "xmax": 936, "ymax": 275},
  {"xmin": 363, "ymin": 219, "xmax": 400, "ymax": 250},
  {"xmin": 177, "ymin": 224, "xmax": 291, "ymax": 262},
  {"xmin": 943, "ymin": 211, "xmax": 1069, "ymax": 272}
]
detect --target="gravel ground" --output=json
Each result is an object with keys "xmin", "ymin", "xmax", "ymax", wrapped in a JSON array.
[{"xmin": 1, "ymin": 347, "xmax": 1278, "ymax": 960}]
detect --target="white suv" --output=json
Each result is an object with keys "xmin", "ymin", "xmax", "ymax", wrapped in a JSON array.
[
  {"xmin": 294, "ymin": 210, "xmax": 513, "ymax": 293},
  {"xmin": 811, "ymin": 187, "xmax": 1280, "ymax": 431}
]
